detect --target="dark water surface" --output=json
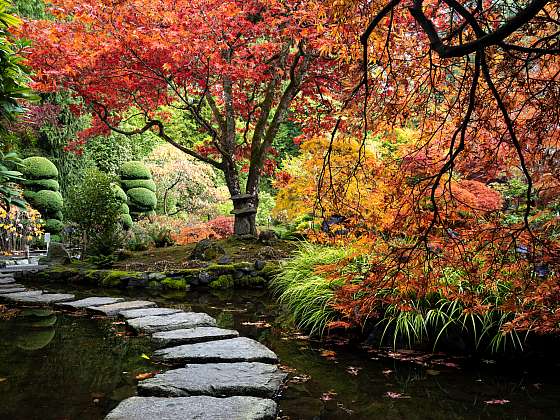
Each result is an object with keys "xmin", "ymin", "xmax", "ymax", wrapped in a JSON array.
[{"xmin": 1, "ymin": 284, "xmax": 559, "ymax": 420}]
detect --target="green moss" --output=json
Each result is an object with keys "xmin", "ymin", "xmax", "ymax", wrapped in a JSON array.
[
  {"xmin": 120, "ymin": 161, "xmax": 152, "ymax": 180},
  {"xmin": 25, "ymin": 190, "xmax": 64, "ymax": 213},
  {"xmin": 44, "ymin": 219, "xmax": 64, "ymax": 233},
  {"xmin": 127, "ymin": 187, "xmax": 157, "ymax": 210},
  {"xmin": 259, "ymin": 262, "xmax": 280, "ymax": 278},
  {"xmin": 24, "ymin": 178, "xmax": 60, "ymax": 192},
  {"xmin": 122, "ymin": 179, "xmax": 157, "ymax": 192},
  {"xmin": 237, "ymin": 275, "xmax": 266, "ymax": 288},
  {"xmin": 210, "ymin": 274, "xmax": 235, "ymax": 289},
  {"xmin": 233, "ymin": 262, "xmax": 253, "ymax": 271},
  {"xmin": 22, "ymin": 156, "xmax": 58, "ymax": 179},
  {"xmin": 207, "ymin": 264, "xmax": 235, "ymax": 271},
  {"xmin": 161, "ymin": 277, "xmax": 187, "ymax": 290},
  {"xmin": 101, "ymin": 271, "xmax": 140, "ymax": 287}
]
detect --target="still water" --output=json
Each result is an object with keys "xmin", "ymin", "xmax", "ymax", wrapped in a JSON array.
[{"xmin": 1, "ymin": 286, "xmax": 559, "ymax": 420}]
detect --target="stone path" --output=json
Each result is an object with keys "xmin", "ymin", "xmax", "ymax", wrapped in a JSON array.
[{"xmin": 0, "ymin": 269, "xmax": 285, "ymax": 420}]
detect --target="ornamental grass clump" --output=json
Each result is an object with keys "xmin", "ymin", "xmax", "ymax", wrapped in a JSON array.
[{"xmin": 272, "ymin": 242, "xmax": 353, "ymax": 336}]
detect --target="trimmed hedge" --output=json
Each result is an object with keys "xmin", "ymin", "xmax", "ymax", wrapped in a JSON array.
[
  {"xmin": 22, "ymin": 157, "xmax": 59, "ymax": 179},
  {"xmin": 121, "ymin": 178, "xmax": 157, "ymax": 192},
  {"xmin": 120, "ymin": 213, "xmax": 133, "ymax": 229},
  {"xmin": 27, "ymin": 190, "xmax": 64, "ymax": 214},
  {"xmin": 24, "ymin": 179, "xmax": 60, "ymax": 192},
  {"xmin": 44, "ymin": 219, "xmax": 64, "ymax": 233},
  {"xmin": 120, "ymin": 203, "xmax": 130, "ymax": 214},
  {"xmin": 111, "ymin": 183, "xmax": 128, "ymax": 203},
  {"xmin": 127, "ymin": 187, "xmax": 157, "ymax": 209},
  {"xmin": 120, "ymin": 161, "xmax": 152, "ymax": 180}
]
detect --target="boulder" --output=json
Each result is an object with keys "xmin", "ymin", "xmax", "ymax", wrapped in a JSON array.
[
  {"xmin": 40, "ymin": 243, "xmax": 71, "ymax": 265},
  {"xmin": 189, "ymin": 239, "xmax": 225, "ymax": 261}
]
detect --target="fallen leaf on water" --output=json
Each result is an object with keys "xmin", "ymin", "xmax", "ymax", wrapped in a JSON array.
[
  {"xmin": 426, "ymin": 369, "xmax": 440, "ymax": 376},
  {"xmin": 289, "ymin": 374, "xmax": 311, "ymax": 384},
  {"xmin": 135, "ymin": 372, "xmax": 158, "ymax": 381},
  {"xmin": 346, "ymin": 366, "xmax": 361, "ymax": 376},
  {"xmin": 0, "ymin": 377, "xmax": 7, "ymax": 383},
  {"xmin": 321, "ymin": 390, "xmax": 337, "ymax": 401},
  {"xmin": 386, "ymin": 392, "xmax": 410, "ymax": 399},
  {"xmin": 484, "ymin": 399, "xmax": 510, "ymax": 405},
  {"xmin": 241, "ymin": 321, "xmax": 271, "ymax": 328},
  {"xmin": 319, "ymin": 350, "xmax": 336, "ymax": 360},
  {"xmin": 112, "ymin": 321, "xmax": 126, "ymax": 325},
  {"xmin": 140, "ymin": 353, "xmax": 151, "ymax": 360},
  {"xmin": 382, "ymin": 369, "xmax": 393, "ymax": 375}
]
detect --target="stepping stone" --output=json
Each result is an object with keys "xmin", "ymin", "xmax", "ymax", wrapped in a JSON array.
[
  {"xmin": 119, "ymin": 307, "xmax": 182, "ymax": 320},
  {"xmin": 105, "ymin": 396, "xmax": 277, "ymax": 420},
  {"xmin": 153, "ymin": 337, "xmax": 279, "ymax": 365},
  {"xmin": 87, "ymin": 300, "xmax": 157, "ymax": 316},
  {"xmin": 138, "ymin": 362, "xmax": 286, "ymax": 398},
  {"xmin": 4, "ymin": 292, "xmax": 75, "ymax": 305},
  {"xmin": 0, "ymin": 287, "xmax": 26, "ymax": 294},
  {"xmin": 152, "ymin": 327, "xmax": 239, "ymax": 346},
  {"xmin": 56, "ymin": 296, "xmax": 124, "ymax": 310},
  {"xmin": 0, "ymin": 283, "xmax": 23, "ymax": 289},
  {"xmin": 0, "ymin": 277, "xmax": 15, "ymax": 284},
  {"xmin": 0, "ymin": 290, "xmax": 43, "ymax": 300},
  {"xmin": 127, "ymin": 312, "xmax": 216, "ymax": 333}
]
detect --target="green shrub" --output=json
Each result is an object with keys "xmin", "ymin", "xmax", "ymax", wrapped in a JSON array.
[
  {"xmin": 120, "ymin": 203, "xmax": 130, "ymax": 214},
  {"xmin": 120, "ymin": 161, "xmax": 152, "ymax": 180},
  {"xmin": 122, "ymin": 178, "xmax": 157, "ymax": 192},
  {"xmin": 27, "ymin": 190, "xmax": 64, "ymax": 214},
  {"xmin": 44, "ymin": 219, "xmax": 64, "ymax": 233},
  {"xmin": 24, "ymin": 179, "xmax": 60, "ymax": 192},
  {"xmin": 111, "ymin": 183, "xmax": 128, "ymax": 202},
  {"xmin": 127, "ymin": 187, "xmax": 157, "ymax": 209},
  {"xmin": 272, "ymin": 243, "xmax": 352, "ymax": 335},
  {"xmin": 120, "ymin": 213, "xmax": 133, "ymax": 229},
  {"xmin": 65, "ymin": 169, "xmax": 124, "ymax": 256},
  {"xmin": 22, "ymin": 157, "xmax": 59, "ymax": 179}
]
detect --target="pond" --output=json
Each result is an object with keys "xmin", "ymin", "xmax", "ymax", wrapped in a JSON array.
[{"xmin": 1, "ymin": 285, "xmax": 559, "ymax": 420}]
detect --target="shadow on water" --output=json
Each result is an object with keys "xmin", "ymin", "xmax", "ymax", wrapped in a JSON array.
[{"xmin": 1, "ymin": 284, "xmax": 560, "ymax": 420}]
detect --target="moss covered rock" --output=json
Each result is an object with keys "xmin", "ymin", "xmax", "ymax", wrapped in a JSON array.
[
  {"xmin": 22, "ymin": 156, "xmax": 59, "ymax": 179},
  {"xmin": 161, "ymin": 277, "xmax": 187, "ymax": 290}
]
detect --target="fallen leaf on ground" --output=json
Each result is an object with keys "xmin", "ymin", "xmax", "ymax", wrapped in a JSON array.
[
  {"xmin": 241, "ymin": 321, "xmax": 271, "ymax": 328},
  {"xmin": 319, "ymin": 350, "xmax": 337, "ymax": 359}
]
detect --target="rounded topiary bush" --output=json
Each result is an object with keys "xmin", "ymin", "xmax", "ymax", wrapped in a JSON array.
[
  {"xmin": 111, "ymin": 183, "xmax": 128, "ymax": 203},
  {"xmin": 44, "ymin": 219, "xmax": 64, "ymax": 233},
  {"xmin": 120, "ymin": 161, "xmax": 152, "ymax": 180},
  {"xmin": 127, "ymin": 187, "xmax": 157, "ymax": 209},
  {"xmin": 121, "ymin": 178, "xmax": 157, "ymax": 192},
  {"xmin": 120, "ymin": 203, "xmax": 130, "ymax": 214},
  {"xmin": 24, "ymin": 179, "xmax": 60, "ymax": 192},
  {"xmin": 28, "ymin": 190, "xmax": 64, "ymax": 214},
  {"xmin": 120, "ymin": 161, "xmax": 157, "ymax": 219},
  {"xmin": 120, "ymin": 213, "xmax": 133, "ymax": 230},
  {"xmin": 22, "ymin": 157, "xmax": 59, "ymax": 180}
]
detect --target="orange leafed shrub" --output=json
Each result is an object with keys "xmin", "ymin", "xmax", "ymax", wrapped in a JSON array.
[{"xmin": 172, "ymin": 216, "xmax": 234, "ymax": 245}]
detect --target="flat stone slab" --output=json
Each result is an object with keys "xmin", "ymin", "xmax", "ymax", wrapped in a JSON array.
[
  {"xmin": 88, "ymin": 300, "xmax": 157, "ymax": 316},
  {"xmin": 0, "ymin": 283, "xmax": 23, "ymax": 288},
  {"xmin": 105, "ymin": 396, "xmax": 277, "ymax": 420},
  {"xmin": 119, "ymin": 307, "xmax": 182, "ymax": 319},
  {"xmin": 4, "ymin": 292, "xmax": 75, "ymax": 305},
  {"xmin": 153, "ymin": 337, "xmax": 279, "ymax": 364},
  {"xmin": 0, "ymin": 290, "xmax": 43, "ymax": 300},
  {"xmin": 127, "ymin": 312, "xmax": 216, "ymax": 333},
  {"xmin": 138, "ymin": 362, "xmax": 286, "ymax": 398},
  {"xmin": 0, "ymin": 287, "xmax": 26, "ymax": 294},
  {"xmin": 0, "ymin": 277, "xmax": 16, "ymax": 284},
  {"xmin": 56, "ymin": 297, "xmax": 124, "ymax": 310},
  {"xmin": 152, "ymin": 327, "xmax": 239, "ymax": 347}
]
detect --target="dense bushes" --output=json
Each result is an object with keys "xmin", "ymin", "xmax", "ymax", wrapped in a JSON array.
[
  {"xmin": 111, "ymin": 183, "xmax": 132, "ymax": 230},
  {"xmin": 120, "ymin": 161, "xmax": 157, "ymax": 218},
  {"xmin": 65, "ymin": 169, "xmax": 124, "ymax": 256},
  {"xmin": 21, "ymin": 156, "xmax": 63, "ymax": 236}
]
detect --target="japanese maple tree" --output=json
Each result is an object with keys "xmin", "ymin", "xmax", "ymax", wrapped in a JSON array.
[{"xmin": 22, "ymin": 0, "xmax": 339, "ymax": 235}]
